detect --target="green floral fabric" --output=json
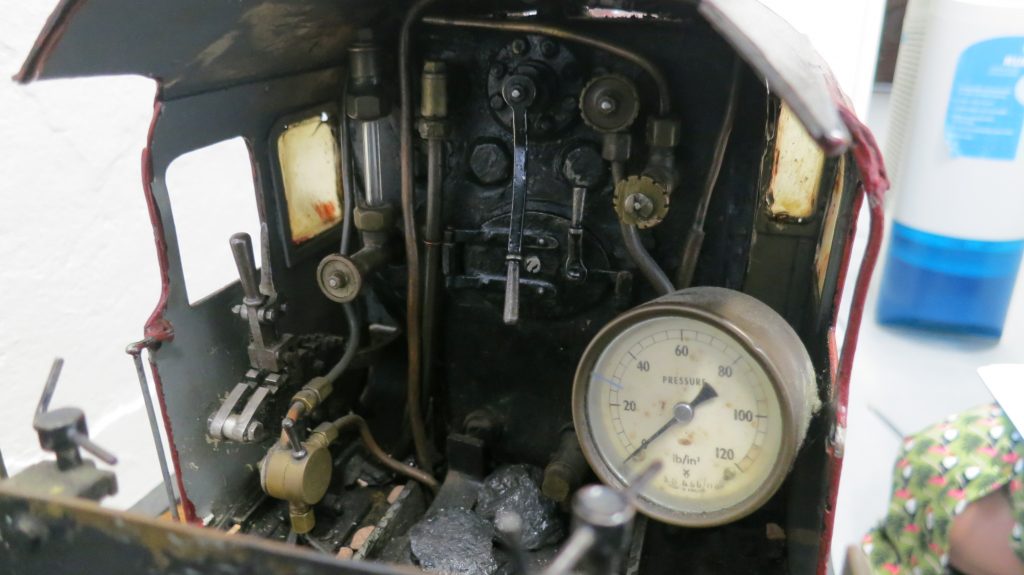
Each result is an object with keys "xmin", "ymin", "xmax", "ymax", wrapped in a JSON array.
[{"xmin": 862, "ymin": 404, "xmax": 1024, "ymax": 574}]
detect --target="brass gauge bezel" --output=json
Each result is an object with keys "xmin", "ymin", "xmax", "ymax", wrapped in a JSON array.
[{"xmin": 571, "ymin": 287, "xmax": 818, "ymax": 528}]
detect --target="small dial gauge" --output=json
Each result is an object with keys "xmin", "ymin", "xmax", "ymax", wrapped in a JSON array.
[{"xmin": 572, "ymin": 287, "xmax": 819, "ymax": 527}]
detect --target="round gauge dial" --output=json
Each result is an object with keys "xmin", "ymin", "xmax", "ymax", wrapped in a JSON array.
[{"xmin": 572, "ymin": 287, "xmax": 818, "ymax": 527}]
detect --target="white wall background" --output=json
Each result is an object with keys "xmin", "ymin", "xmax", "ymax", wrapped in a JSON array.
[{"xmin": 0, "ymin": 0, "xmax": 886, "ymax": 532}]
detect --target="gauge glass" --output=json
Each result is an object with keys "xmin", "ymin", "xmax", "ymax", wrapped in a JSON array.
[{"xmin": 584, "ymin": 315, "xmax": 784, "ymax": 517}]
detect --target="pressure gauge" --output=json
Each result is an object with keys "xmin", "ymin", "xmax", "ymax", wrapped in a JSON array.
[{"xmin": 572, "ymin": 287, "xmax": 819, "ymax": 527}]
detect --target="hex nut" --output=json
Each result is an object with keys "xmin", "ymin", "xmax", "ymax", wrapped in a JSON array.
[
  {"xmin": 353, "ymin": 204, "xmax": 395, "ymax": 232},
  {"xmin": 417, "ymin": 118, "xmax": 448, "ymax": 141},
  {"xmin": 346, "ymin": 94, "xmax": 384, "ymax": 121}
]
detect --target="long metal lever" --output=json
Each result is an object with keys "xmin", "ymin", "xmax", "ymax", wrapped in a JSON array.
[
  {"xmin": 230, "ymin": 233, "xmax": 263, "ymax": 306},
  {"xmin": 501, "ymin": 76, "xmax": 536, "ymax": 325},
  {"xmin": 258, "ymin": 223, "xmax": 278, "ymax": 300}
]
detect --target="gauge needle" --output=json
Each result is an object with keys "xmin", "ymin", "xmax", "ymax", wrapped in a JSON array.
[{"xmin": 624, "ymin": 383, "xmax": 718, "ymax": 463}]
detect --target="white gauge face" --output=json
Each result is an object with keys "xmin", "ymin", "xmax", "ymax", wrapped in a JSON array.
[{"xmin": 583, "ymin": 314, "xmax": 785, "ymax": 522}]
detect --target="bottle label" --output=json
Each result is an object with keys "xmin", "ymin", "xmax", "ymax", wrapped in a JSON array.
[{"xmin": 944, "ymin": 36, "xmax": 1024, "ymax": 161}]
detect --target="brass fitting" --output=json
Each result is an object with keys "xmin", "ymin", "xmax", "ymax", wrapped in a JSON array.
[
  {"xmin": 420, "ymin": 61, "xmax": 448, "ymax": 120},
  {"xmin": 417, "ymin": 119, "xmax": 449, "ymax": 141},
  {"xmin": 346, "ymin": 29, "xmax": 388, "ymax": 121},
  {"xmin": 418, "ymin": 60, "xmax": 449, "ymax": 141},
  {"xmin": 614, "ymin": 175, "xmax": 670, "ymax": 229},
  {"xmin": 542, "ymin": 430, "xmax": 589, "ymax": 505},
  {"xmin": 290, "ymin": 377, "xmax": 333, "ymax": 414},
  {"xmin": 260, "ymin": 422, "xmax": 339, "ymax": 534}
]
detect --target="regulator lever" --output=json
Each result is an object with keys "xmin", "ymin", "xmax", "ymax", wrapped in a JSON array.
[
  {"xmin": 230, "ymin": 232, "xmax": 263, "ymax": 307},
  {"xmin": 501, "ymin": 76, "xmax": 536, "ymax": 325},
  {"xmin": 229, "ymin": 232, "xmax": 290, "ymax": 372}
]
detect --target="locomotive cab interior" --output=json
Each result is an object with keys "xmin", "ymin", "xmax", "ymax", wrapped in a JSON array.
[{"xmin": 2, "ymin": 1, "xmax": 889, "ymax": 574}]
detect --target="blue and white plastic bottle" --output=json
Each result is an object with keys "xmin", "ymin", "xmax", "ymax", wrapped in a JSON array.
[{"xmin": 878, "ymin": 0, "xmax": 1024, "ymax": 337}]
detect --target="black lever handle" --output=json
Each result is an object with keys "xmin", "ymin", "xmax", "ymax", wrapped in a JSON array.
[
  {"xmin": 33, "ymin": 358, "xmax": 119, "ymax": 469},
  {"xmin": 36, "ymin": 357, "xmax": 64, "ymax": 416},
  {"xmin": 230, "ymin": 232, "xmax": 263, "ymax": 306}
]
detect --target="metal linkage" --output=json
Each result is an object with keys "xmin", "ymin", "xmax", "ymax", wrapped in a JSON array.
[
  {"xmin": 501, "ymin": 75, "xmax": 537, "ymax": 325},
  {"xmin": 229, "ymin": 231, "xmax": 291, "ymax": 373},
  {"xmin": 126, "ymin": 340, "xmax": 180, "ymax": 521}
]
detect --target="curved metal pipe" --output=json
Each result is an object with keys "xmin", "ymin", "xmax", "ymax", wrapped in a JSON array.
[
  {"xmin": 325, "ymin": 302, "xmax": 362, "ymax": 384},
  {"xmin": 399, "ymin": 0, "xmax": 441, "ymax": 473},
  {"xmin": 421, "ymin": 16, "xmax": 672, "ymax": 116},
  {"xmin": 332, "ymin": 414, "xmax": 440, "ymax": 494}
]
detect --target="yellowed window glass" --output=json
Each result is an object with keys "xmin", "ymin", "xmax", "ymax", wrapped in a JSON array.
[
  {"xmin": 277, "ymin": 114, "xmax": 343, "ymax": 244},
  {"xmin": 767, "ymin": 104, "xmax": 826, "ymax": 221}
]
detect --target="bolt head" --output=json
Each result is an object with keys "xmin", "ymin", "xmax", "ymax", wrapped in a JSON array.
[
  {"xmin": 245, "ymin": 421, "xmax": 264, "ymax": 442},
  {"xmin": 469, "ymin": 141, "xmax": 511, "ymax": 185},
  {"xmin": 598, "ymin": 97, "xmax": 617, "ymax": 113},
  {"xmin": 524, "ymin": 255, "xmax": 542, "ymax": 273},
  {"xmin": 327, "ymin": 273, "xmax": 348, "ymax": 289},
  {"xmin": 540, "ymin": 40, "xmax": 558, "ymax": 57}
]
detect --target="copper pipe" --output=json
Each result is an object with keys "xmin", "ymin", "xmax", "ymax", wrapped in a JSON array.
[
  {"xmin": 422, "ymin": 137, "xmax": 445, "ymax": 415},
  {"xmin": 399, "ymin": 0, "xmax": 440, "ymax": 473},
  {"xmin": 332, "ymin": 414, "xmax": 440, "ymax": 494},
  {"xmin": 421, "ymin": 16, "xmax": 672, "ymax": 116}
]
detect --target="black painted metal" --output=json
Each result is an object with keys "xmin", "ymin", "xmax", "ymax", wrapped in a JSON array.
[{"xmin": 13, "ymin": 1, "xmax": 868, "ymax": 573}]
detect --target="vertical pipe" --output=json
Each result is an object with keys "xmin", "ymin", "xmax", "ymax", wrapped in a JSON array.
[
  {"xmin": 422, "ymin": 137, "xmax": 444, "ymax": 412},
  {"xmin": 399, "ymin": 0, "xmax": 441, "ymax": 473},
  {"xmin": 338, "ymin": 96, "xmax": 355, "ymax": 256}
]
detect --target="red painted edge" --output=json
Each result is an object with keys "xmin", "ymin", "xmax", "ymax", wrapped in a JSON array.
[
  {"xmin": 141, "ymin": 103, "xmax": 174, "ymax": 343},
  {"xmin": 815, "ymin": 106, "xmax": 890, "ymax": 574},
  {"xmin": 140, "ymin": 96, "xmax": 198, "ymax": 524},
  {"xmin": 13, "ymin": 0, "xmax": 85, "ymax": 84}
]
